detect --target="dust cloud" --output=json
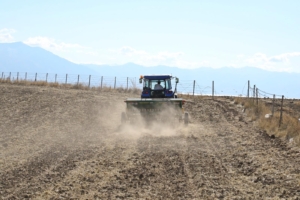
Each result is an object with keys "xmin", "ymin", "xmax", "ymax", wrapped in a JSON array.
[{"xmin": 114, "ymin": 103, "xmax": 191, "ymax": 140}]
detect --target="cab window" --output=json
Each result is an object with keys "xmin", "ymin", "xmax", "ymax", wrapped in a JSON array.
[
  {"xmin": 165, "ymin": 79, "xmax": 171, "ymax": 90},
  {"xmin": 150, "ymin": 80, "xmax": 165, "ymax": 90},
  {"xmin": 143, "ymin": 79, "xmax": 150, "ymax": 88}
]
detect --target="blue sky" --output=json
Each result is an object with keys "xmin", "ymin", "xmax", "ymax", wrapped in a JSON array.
[{"xmin": 1, "ymin": 0, "xmax": 300, "ymax": 72}]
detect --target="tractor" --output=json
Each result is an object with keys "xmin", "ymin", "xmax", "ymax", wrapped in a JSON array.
[{"xmin": 122, "ymin": 75, "xmax": 189, "ymax": 125}]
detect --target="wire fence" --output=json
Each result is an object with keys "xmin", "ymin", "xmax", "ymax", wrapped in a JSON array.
[
  {"xmin": 1, "ymin": 71, "xmax": 218, "ymax": 95},
  {"xmin": 1, "ymin": 72, "xmax": 296, "ymax": 101},
  {"xmin": 1, "ymin": 72, "xmax": 137, "ymax": 89},
  {"xmin": 0, "ymin": 72, "xmax": 258, "ymax": 97},
  {"xmin": 177, "ymin": 80, "xmax": 211, "ymax": 95},
  {"xmin": 247, "ymin": 82, "xmax": 289, "ymax": 128},
  {"xmin": 249, "ymin": 85, "xmax": 283, "ymax": 99}
]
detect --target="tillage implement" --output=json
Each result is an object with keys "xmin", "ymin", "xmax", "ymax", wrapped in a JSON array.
[{"xmin": 122, "ymin": 75, "xmax": 189, "ymax": 125}]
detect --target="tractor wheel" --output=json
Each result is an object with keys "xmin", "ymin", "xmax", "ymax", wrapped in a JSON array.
[
  {"xmin": 121, "ymin": 112, "xmax": 127, "ymax": 124},
  {"xmin": 184, "ymin": 112, "xmax": 189, "ymax": 125}
]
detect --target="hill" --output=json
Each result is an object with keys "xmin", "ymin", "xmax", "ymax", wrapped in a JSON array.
[
  {"xmin": 0, "ymin": 42, "xmax": 299, "ymax": 97},
  {"xmin": 0, "ymin": 42, "xmax": 96, "ymax": 74},
  {"xmin": 86, "ymin": 63, "xmax": 300, "ymax": 98}
]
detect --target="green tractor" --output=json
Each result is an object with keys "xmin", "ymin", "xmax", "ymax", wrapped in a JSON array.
[{"xmin": 122, "ymin": 75, "xmax": 189, "ymax": 125}]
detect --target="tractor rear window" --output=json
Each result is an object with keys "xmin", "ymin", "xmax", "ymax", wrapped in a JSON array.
[
  {"xmin": 144, "ymin": 79, "xmax": 171, "ymax": 90},
  {"xmin": 150, "ymin": 80, "xmax": 165, "ymax": 90}
]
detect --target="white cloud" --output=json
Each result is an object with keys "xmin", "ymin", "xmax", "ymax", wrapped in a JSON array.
[
  {"xmin": 245, "ymin": 53, "xmax": 269, "ymax": 64},
  {"xmin": 117, "ymin": 46, "xmax": 185, "ymax": 63},
  {"xmin": 144, "ymin": 51, "xmax": 184, "ymax": 62},
  {"xmin": 245, "ymin": 52, "xmax": 300, "ymax": 64},
  {"xmin": 269, "ymin": 52, "xmax": 300, "ymax": 63},
  {"xmin": 237, "ymin": 54, "xmax": 245, "ymax": 58},
  {"xmin": 21, "ymin": 36, "xmax": 300, "ymax": 72},
  {"xmin": 113, "ymin": 46, "xmax": 204, "ymax": 68},
  {"xmin": 24, "ymin": 36, "xmax": 86, "ymax": 52},
  {"xmin": 23, "ymin": 36, "xmax": 98, "ymax": 63},
  {"xmin": 0, "ymin": 28, "xmax": 16, "ymax": 42},
  {"xmin": 118, "ymin": 46, "xmax": 147, "ymax": 56},
  {"xmin": 242, "ymin": 52, "xmax": 300, "ymax": 72}
]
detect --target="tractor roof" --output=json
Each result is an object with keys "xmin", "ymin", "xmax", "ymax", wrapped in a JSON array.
[{"xmin": 143, "ymin": 75, "xmax": 172, "ymax": 80}]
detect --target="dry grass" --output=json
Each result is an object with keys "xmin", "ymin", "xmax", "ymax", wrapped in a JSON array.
[
  {"xmin": 260, "ymin": 112, "xmax": 300, "ymax": 139},
  {"xmin": 234, "ymin": 97, "xmax": 300, "ymax": 145},
  {"xmin": 294, "ymin": 101, "xmax": 300, "ymax": 106},
  {"xmin": 178, "ymin": 93, "xmax": 212, "ymax": 101},
  {"xmin": 234, "ymin": 97, "xmax": 246, "ymax": 105},
  {"xmin": 0, "ymin": 78, "xmax": 141, "ymax": 94}
]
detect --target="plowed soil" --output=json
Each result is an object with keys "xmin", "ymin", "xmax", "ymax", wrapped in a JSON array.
[{"xmin": 1, "ymin": 84, "xmax": 300, "ymax": 199}]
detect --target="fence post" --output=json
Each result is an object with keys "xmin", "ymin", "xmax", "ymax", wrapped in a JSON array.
[
  {"xmin": 192, "ymin": 80, "xmax": 196, "ymax": 98},
  {"xmin": 114, "ymin": 77, "xmax": 116, "ymax": 89},
  {"xmin": 253, "ymin": 85, "xmax": 256, "ymax": 102},
  {"xmin": 88, "ymin": 75, "xmax": 91, "ymax": 88},
  {"xmin": 212, "ymin": 81, "xmax": 214, "ymax": 100},
  {"xmin": 127, "ymin": 77, "xmax": 129, "ymax": 90},
  {"xmin": 256, "ymin": 88, "xmax": 258, "ymax": 105},
  {"xmin": 101, "ymin": 76, "xmax": 103, "ymax": 89},
  {"xmin": 55, "ymin": 74, "xmax": 57, "ymax": 83},
  {"xmin": 65, "ymin": 74, "xmax": 68, "ymax": 84},
  {"xmin": 25, "ymin": 72, "xmax": 27, "ymax": 81},
  {"xmin": 279, "ymin": 95, "xmax": 284, "ymax": 127},
  {"xmin": 17, "ymin": 72, "xmax": 19, "ymax": 82},
  {"xmin": 35, "ymin": 73, "xmax": 37, "ymax": 82},
  {"xmin": 272, "ymin": 94, "xmax": 275, "ymax": 116},
  {"xmin": 46, "ymin": 73, "xmax": 48, "ymax": 83},
  {"xmin": 247, "ymin": 80, "xmax": 250, "ymax": 98},
  {"xmin": 77, "ymin": 75, "xmax": 80, "ymax": 86}
]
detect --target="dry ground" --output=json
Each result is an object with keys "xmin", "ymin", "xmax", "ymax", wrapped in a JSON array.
[{"xmin": 1, "ymin": 84, "xmax": 300, "ymax": 199}]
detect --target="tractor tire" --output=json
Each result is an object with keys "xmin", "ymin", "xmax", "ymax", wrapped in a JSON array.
[
  {"xmin": 184, "ymin": 112, "xmax": 189, "ymax": 125},
  {"xmin": 121, "ymin": 112, "xmax": 127, "ymax": 124}
]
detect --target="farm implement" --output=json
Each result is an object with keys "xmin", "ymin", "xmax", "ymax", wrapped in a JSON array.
[{"xmin": 122, "ymin": 75, "xmax": 189, "ymax": 125}]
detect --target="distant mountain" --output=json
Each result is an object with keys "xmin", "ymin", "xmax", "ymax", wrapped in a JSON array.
[
  {"xmin": 84, "ymin": 63, "xmax": 300, "ymax": 98},
  {"xmin": 0, "ymin": 42, "xmax": 96, "ymax": 74},
  {"xmin": 0, "ymin": 42, "xmax": 299, "ymax": 98}
]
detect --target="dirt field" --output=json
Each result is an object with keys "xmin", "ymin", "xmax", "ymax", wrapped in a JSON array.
[{"xmin": 1, "ymin": 84, "xmax": 300, "ymax": 199}]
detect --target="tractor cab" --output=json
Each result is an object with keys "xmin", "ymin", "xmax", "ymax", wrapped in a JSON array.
[{"xmin": 139, "ymin": 75, "xmax": 179, "ymax": 98}]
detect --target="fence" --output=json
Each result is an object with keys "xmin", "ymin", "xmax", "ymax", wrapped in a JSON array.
[
  {"xmin": 1, "ymin": 71, "xmax": 219, "ymax": 95},
  {"xmin": 0, "ymin": 72, "xmax": 295, "ymax": 102},
  {"xmin": 0, "ymin": 72, "xmax": 137, "ymax": 89},
  {"xmin": 177, "ymin": 80, "xmax": 214, "ymax": 96},
  {"xmin": 245, "ymin": 80, "xmax": 289, "ymax": 128}
]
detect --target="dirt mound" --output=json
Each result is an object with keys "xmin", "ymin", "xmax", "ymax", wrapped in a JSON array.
[{"xmin": 1, "ymin": 84, "xmax": 300, "ymax": 199}]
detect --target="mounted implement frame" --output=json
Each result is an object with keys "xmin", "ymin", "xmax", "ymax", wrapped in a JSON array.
[{"xmin": 122, "ymin": 75, "xmax": 189, "ymax": 125}]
